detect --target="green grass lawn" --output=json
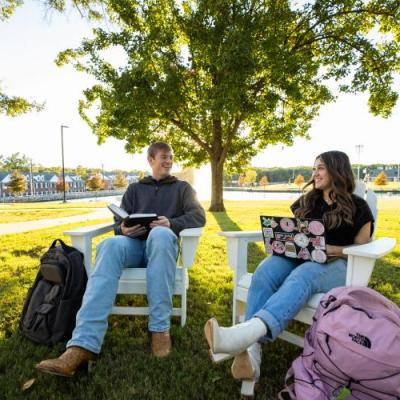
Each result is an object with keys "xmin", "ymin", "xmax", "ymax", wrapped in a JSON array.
[
  {"xmin": 0, "ymin": 200, "xmax": 399, "ymax": 400},
  {"xmin": 0, "ymin": 210, "xmax": 93, "ymax": 223},
  {"xmin": 0, "ymin": 202, "xmax": 107, "ymax": 223}
]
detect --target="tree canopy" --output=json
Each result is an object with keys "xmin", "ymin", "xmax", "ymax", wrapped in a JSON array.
[
  {"xmin": 0, "ymin": 152, "xmax": 30, "ymax": 171},
  {"xmin": 56, "ymin": 0, "xmax": 400, "ymax": 210},
  {"xmin": 294, "ymin": 174, "xmax": 305, "ymax": 188},
  {"xmin": 113, "ymin": 172, "xmax": 128, "ymax": 188},
  {"xmin": 7, "ymin": 170, "xmax": 26, "ymax": 194},
  {"xmin": 374, "ymin": 171, "xmax": 388, "ymax": 185},
  {"xmin": 87, "ymin": 173, "xmax": 104, "ymax": 190},
  {"xmin": 0, "ymin": 0, "xmax": 102, "ymax": 117}
]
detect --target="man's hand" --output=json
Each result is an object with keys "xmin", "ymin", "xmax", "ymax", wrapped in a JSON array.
[
  {"xmin": 150, "ymin": 216, "xmax": 171, "ymax": 228},
  {"xmin": 121, "ymin": 222, "xmax": 147, "ymax": 238}
]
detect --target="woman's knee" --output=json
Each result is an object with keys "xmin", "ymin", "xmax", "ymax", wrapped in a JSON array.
[
  {"xmin": 285, "ymin": 261, "xmax": 326, "ymax": 292},
  {"xmin": 251, "ymin": 256, "xmax": 293, "ymax": 289}
]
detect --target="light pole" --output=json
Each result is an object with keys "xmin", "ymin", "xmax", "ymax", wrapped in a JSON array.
[
  {"xmin": 355, "ymin": 144, "xmax": 364, "ymax": 181},
  {"xmin": 29, "ymin": 158, "xmax": 34, "ymax": 196},
  {"xmin": 61, "ymin": 125, "xmax": 69, "ymax": 203}
]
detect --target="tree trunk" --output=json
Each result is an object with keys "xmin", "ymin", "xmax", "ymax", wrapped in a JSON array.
[{"xmin": 209, "ymin": 157, "xmax": 225, "ymax": 212}]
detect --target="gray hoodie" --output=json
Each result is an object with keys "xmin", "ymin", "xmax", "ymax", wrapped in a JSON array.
[{"xmin": 114, "ymin": 175, "xmax": 206, "ymax": 237}]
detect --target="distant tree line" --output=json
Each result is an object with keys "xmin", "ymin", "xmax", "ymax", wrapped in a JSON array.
[
  {"xmin": 225, "ymin": 164, "xmax": 400, "ymax": 186},
  {"xmin": 0, "ymin": 153, "xmax": 147, "ymax": 178},
  {"xmin": 225, "ymin": 167, "xmax": 313, "ymax": 186}
]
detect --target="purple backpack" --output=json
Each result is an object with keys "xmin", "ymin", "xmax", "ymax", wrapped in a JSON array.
[{"xmin": 279, "ymin": 286, "xmax": 400, "ymax": 400}]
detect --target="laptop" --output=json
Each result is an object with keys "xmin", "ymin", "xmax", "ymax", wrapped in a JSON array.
[{"xmin": 260, "ymin": 216, "xmax": 328, "ymax": 263}]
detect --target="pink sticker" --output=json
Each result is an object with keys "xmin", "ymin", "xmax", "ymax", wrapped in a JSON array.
[
  {"xmin": 313, "ymin": 236, "xmax": 326, "ymax": 250},
  {"xmin": 311, "ymin": 249, "xmax": 327, "ymax": 263},
  {"xmin": 280, "ymin": 218, "xmax": 295, "ymax": 232},
  {"xmin": 298, "ymin": 248, "xmax": 311, "ymax": 260},
  {"xmin": 272, "ymin": 240, "xmax": 285, "ymax": 254},
  {"xmin": 309, "ymin": 220, "xmax": 325, "ymax": 236},
  {"xmin": 264, "ymin": 239, "xmax": 273, "ymax": 254},
  {"xmin": 294, "ymin": 233, "xmax": 309, "ymax": 248}
]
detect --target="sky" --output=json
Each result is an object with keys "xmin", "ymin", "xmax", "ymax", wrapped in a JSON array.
[{"xmin": 1, "ymin": 2, "xmax": 399, "ymax": 173}]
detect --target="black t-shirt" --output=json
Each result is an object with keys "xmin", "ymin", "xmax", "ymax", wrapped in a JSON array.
[{"xmin": 290, "ymin": 194, "xmax": 374, "ymax": 246}]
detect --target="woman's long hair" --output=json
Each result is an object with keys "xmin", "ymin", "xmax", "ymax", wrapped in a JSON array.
[{"xmin": 294, "ymin": 151, "xmax": 356, "ymax": 229}]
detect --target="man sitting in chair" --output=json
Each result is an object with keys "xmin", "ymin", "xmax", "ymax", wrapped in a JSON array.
[{"xmin": 36, "ymin": 141, "xmax": 206, "ymax": 377}]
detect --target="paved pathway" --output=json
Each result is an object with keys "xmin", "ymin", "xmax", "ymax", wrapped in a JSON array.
[{"xmin": 0, "ymin": 208, "xmax": 111, "ymax": 235}]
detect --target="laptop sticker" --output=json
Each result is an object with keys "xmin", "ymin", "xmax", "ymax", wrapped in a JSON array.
[
  {"xmin": 298, "ymin": 247, "xmax": 311, "ymax": 260},
  {"xmin": 280, "ymin": 218, "xmax": 295, "ymax": 232},
  {"xmin": 263, "ymin": 227, "xmax": 274, "ymax": 238},
  {"xmin": 311, "ymin": 236, "xmax": 326, "ymax": 250},
  {"xmin": 311, "ymin": 249, "xmax": 327, "ymax": 263},
  {"xmin": 294, "ymin": 233, "xmax": 309, "ymax": 248},
  {"xmin": 275, "ymin": 232, "xmax": 295, "ymax": 241},
  {"xmin": 264, "ymin": 239, "xmax": 273, "ymax": 254},
  {"xmin": 309, "ymin": 220, "xmax": 325, "ymax": 236},
  {"xmin": 285, "ymin": 242, "xmax": 298, "ymax": 258},
  {"xmin": 272, "ymin": 240, "xmax": 285, "ymax": 254}
]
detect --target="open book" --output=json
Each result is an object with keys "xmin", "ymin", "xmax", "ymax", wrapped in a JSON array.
[{"xmin": 107, "ymin": 204, "xmax": 158, "ymax": 228}]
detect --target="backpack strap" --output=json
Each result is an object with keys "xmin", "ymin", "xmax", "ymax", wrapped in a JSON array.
[
  {"xmin": 278, "ymin": 367, "xmax": 297, "ymax": 399},
  {"xmin": 50, "ymin": 239, "xmax": 78, "ymax": 256},
  {"xmin": 50, "ymin": 239, "xmax": 69, "ymax": 249}
]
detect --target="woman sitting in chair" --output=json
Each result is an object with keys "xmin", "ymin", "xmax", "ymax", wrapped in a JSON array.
[{"xmin": 204, "ymin": 150, "xmax": 374, "ymax": 388}]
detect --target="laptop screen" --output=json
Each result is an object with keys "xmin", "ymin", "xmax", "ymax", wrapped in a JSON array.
[{"xmin": 260, "ymin": 216, "xmax": 327, "ymax": 263}]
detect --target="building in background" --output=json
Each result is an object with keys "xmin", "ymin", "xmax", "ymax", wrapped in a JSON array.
[{"xmin": 0, "ymin": 172, "xmax": 85, "ymax": 197}]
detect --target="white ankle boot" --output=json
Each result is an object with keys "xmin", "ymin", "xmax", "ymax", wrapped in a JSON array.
[{"xmin": 204, "ymin": 317, "xmax": 267, "ymax": 356}]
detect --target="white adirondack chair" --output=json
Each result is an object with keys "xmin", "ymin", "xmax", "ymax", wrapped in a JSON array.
[
  {"xmin": 64, "ymin": 223, "xmax": 202, "ymax": 326},
  {"xmin": 219, "ymin": 183, "xmax": 396, "ymax": 396}
]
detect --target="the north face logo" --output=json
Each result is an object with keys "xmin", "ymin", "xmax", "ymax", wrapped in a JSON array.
[{"xmin": 349, "ymin": 332, "xmax": 372, "ymax": 349}]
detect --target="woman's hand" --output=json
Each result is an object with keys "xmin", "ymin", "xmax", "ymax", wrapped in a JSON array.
[
  {"xmin": 326, "ymin": 244, "xmax": 344, "ymax": 257},
  {"xmin": 326, "ymin": 222, "xmax": 372, "ymax": 258},
  {"xmin": 121, "ymin": 222, "xmax": 147, "ymax": 238}
]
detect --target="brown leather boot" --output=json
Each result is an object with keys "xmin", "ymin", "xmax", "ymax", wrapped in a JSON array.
[
  {"xmin": 35, "ymin": 346, "xmax": 95, "ymax": 377},
  {"xmin": 151, "ymin": 331, "xmax": 172, "ymax": 358}
]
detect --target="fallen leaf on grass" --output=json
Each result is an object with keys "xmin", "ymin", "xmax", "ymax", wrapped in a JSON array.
[{"xmin": 22, "ymin": 378, "xmax": 35, "ymax": 391}]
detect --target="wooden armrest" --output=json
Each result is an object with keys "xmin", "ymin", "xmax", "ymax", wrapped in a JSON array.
[
  {"xmin": 219, "ymin": 230, "xmax": 262, "ymax": 241},
  {"xmin": 218, "ymin": 230, "xmax": 263, "ymax": 278},
  {"xmin": 180, "ymin": 228, "xmax": 203, "ymax": 269},
  {"xmin": 64, "ymin": 222, "xmax": 115, "ymax": 239},
  {"xmin": 64, "ymin": 222, "xmax": 115, "ymax": 274},
  {"xmin": 180, "ymin": 227, "xmax": 203, "ymax": 237},
  {"xmin": 343, "ymin": 237, "xmax": 396, "ymax": 259},
  {"xmin": 344, "ymin": 237, "xmax": 396, "ymax": 287}
]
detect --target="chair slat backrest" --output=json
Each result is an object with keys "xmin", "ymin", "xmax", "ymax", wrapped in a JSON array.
[
  {"xmin": 354, "ymin": 181, "xmax": 366, "ymax": 198},
  {"xmin": 354, "ymin": 181, "xmax": 378, "ymax": 239}
]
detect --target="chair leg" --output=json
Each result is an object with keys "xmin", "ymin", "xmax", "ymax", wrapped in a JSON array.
[
  {"xmin": 236, "ymin": 300, "xmax": 246, "ymax": 324},
  {"xmin": 241, "ymin": 380, "xmax": 256, "ymax": 397},
  {"xmin": 181, "ymin": 307, "xmax": 186, "ymax": 327},
  {"xmin": 181, "ymin": 271, "xmax": 187, "ymax": 327}
]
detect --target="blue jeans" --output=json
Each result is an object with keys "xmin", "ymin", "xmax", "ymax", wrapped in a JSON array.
[
  {"xmin": 245, "ymin": 255, "xmax": 347, "ymax": 341},
  {"xmin": 67, "ymin": 226, "xmax": 179, "ymax": 354}
]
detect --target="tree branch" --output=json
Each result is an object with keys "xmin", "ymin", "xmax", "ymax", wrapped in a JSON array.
[
  {"xmin": 220, "ymin": 115, "xmax": 243, "ymax": 165},
  {"xmin": 289, "ymin": 6, "xmax": 399, "ymax": 53},
  {"xmin": 170, "ymin": 117, "xmax": 212, "ymax": 153}
]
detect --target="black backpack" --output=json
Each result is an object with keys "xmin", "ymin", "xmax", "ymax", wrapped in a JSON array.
[{"xmin": 20, "ymin": 239, "xmax": 87, "ymax": 345}]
